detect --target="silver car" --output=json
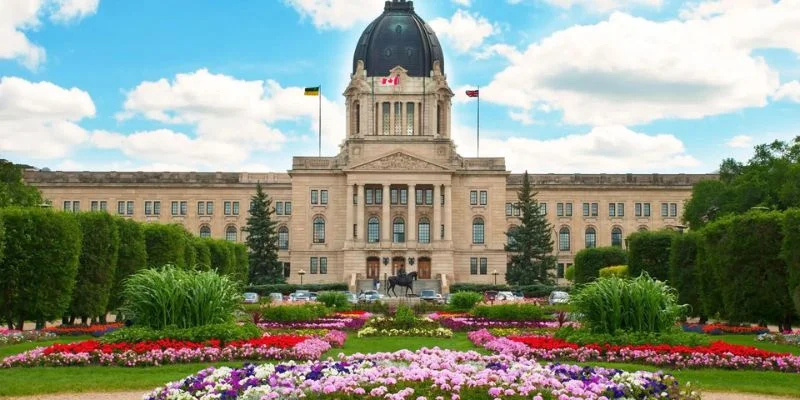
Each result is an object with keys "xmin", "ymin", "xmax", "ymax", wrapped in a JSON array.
[{"xmin": 548, "ymin": 291, "xmax": 570, "ymax": 305}]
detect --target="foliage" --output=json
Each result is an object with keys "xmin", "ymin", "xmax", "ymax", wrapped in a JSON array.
[
  {"xmin": 245, "ymin": 283, "xmax": 348, "ymax": 295},
  {"xmin": 412, "ymin": 301, "xmax": 445, "ymax": 315},
  {"xmin": 260, "ymin": 303, "xmax": 330, "ymax": 322},
  {"xmin": 393, "ymin": 304, "xmax": 417, "ymax": 329},
  {"xmin": 102, "ymin": 323, "xmax": 262, "ymax": 345},
  {"xmin": 121, "ymin": 267, "xmax": 241, "ymax": 330},
  {"xmin": 448, "ymin": 283, "xmax": 570, "ymax": 298},
  {"xmin": 316, "ymin": 292, "xmax": 350, "ymax": 310},
  {"xmin": 69, "ymin": 212, "xmax": 120, "ymax": 320},
  {"xmin": 448, "ymin": 291, "xmax": 483, "ymax": 311},
  {"xmin": 572, "ymin": 275, "xmax": 686, "ymax": 334},
  {"xmin": 573, "ymin": 247, "xmax": 627, "ymax": 284},
  {"xmin": 505, "ymin": 171, "xmax": 556, "ymax": 285},
  {"xmin": 471, "ymin": 303, "xmax": 550, "ymax": 321},
  {"xmin": 192, "ymin": 237, "xmax": 211, "ymax": 271},
  {"xmin": 0, "ymin": 160, "xmax": 42, "ymax": 208},
  {"xmin": 669, "ymin": 232, "xmax": 701, "ymax": 318},
  {"xmin": 695, "ymin": 222, "xmax": 725, "ymax": 319},
  {"xmin": 599, "ymin": 265, "xmax": 629, "ymax": 278},
  {"xmin": 231, "ymin": 244, "xmax": 249, "ymax": 285},
  {"xmin": 627, "ymin": 230, "xmax": 677, "ymax": 281},
  {"xmin": 353, "ymin": 300, "xmax": 390, "ymax": 314},
  {"xmin": 565, "ymin": 265, "xmax": 574, "ymax": 281},
  {"xmin": 206, "ymin": 239, "xmax": 234, "ymax": 275},
  {"xmin": 554, "ymin": 326, "xmax": 710, "ymax": 347},
  {"xmin": 143, "ymin": 224, "xmax": 186, "ymax": 269},
  {"xmin": 183, "ymin": 233, "xmax": 197, "ymax": 270},
  {"xmin": 782, "ymin": 208, "xmax": 800, "ymax": 315},
  {"xmin": 107, "ymin": 218, "xmax": 147, "ymax": 314},
  {"xmin": 245, "ymin": 183, "xmax": 283, "ymax": 284},
  {"xmin": 0, "ymin": 208, "xmax": 81, "ymax": 329}
]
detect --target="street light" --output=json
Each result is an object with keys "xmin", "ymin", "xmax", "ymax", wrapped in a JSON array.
[
  {"xmin": 298, "ymin": 269, "xmax": 306, "ymax": 285},
  {"xmin": 492, "ymin": 269, "xmax": 499, "ymax": 285}
]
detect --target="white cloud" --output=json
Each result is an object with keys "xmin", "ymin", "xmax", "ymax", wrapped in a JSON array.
[
  {"xmin": 452, "ymin": 0, "xmax": 472, "ymax": 6},
  {"xmin": 429, "ymin": 10, "xmax": 497, "ymax": 53},
  {"xmin": 0, "ymin": 76, "xmax": 95, "ymax": 158},
  {"xmin": 774, "ymin": 81, "xmax": 800, "ymax": 103},
  {"xmin": 679, "ymin": 0, "xmax": 774, "ymax": 19},
  {"xmin": 726, "ymin": 134, "xmax": 753, "ymax": 148},
  {"xmin": 0, "ymin": 0, "xmax": 99, "ymax": 69},
  {"xmin": 481, "ymin": 9, "xmax": 794, "ymax": 126},
  {"xmin": 508, "ymin": 109, "xmax": 536, "ymax": 125},
  {"xmin": 542, "ymin": 0, "xmax": 663, "ymax": 12},
  {"xmin": 452, "ymin": 125, "xmax": 701, "ymax": 173},
  {"xmin": 284, "ymin": 0, "xmax": 383, "ymax": 30}
]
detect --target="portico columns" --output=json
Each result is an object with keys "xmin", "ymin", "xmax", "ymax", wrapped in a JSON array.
[
  {"xmin": 346, "ymin": 184, "xmax": 354, "ymax": 241},
  {"xmin": 444, "ymin": 184, "xmax": 453, "ymax": 241},
  {"xmin": 382, "ymin": 185, "xmax": 391, "ymax": 243},
  {"xmin": 408, "ymin": 184, "xmax": 416, "ymax": 242},
  {"xmin": 433, "ymin": 184, "xmax": 442, "ymax": 242}
]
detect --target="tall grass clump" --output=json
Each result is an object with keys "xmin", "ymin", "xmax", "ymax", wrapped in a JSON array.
[
  {"xmin": 316, "ymin": 291, "xmax": 350, "ymax": 310},
  {"xmin": 122, "ymin": 266, "xmax": 241, "ymax": 330},
  {"xmin": 572, "ymin": 274, "xmax": 686, "ymax": 334}
]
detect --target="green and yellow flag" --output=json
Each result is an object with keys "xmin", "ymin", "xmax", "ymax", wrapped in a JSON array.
[{"xmin": 304, "ymin": 86, "xmax": 320, "ymax": 96}]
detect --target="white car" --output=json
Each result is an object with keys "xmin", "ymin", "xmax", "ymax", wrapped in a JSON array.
[
  {"xmin": 496, "ymin": 291, "xmax": 516, "ymax": 301},
  {"xmin": 268, "ymin": 293, "xmax": 283, "ymax": 303},
  {"xmin": 359, "ymin": 290, "xmax": 383, "ymax": 302},
  {"xmin": 242, "ymin": 292, "xmax": 260, "ymax": 304},
  {"xmin": 548, "ymin": 291, "xmax": 570, "ymax": 305}
]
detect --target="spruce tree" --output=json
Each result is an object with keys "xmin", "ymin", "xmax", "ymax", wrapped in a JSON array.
[
  {"xmin": 244, "ymin": 183, "xmax": 283, "ymax": 284},
  {"xmin": 505, "ymin": 171, "xmax": 556, "ymax": 285}
]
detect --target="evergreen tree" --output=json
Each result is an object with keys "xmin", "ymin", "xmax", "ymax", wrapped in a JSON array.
[
  {"xmin": 505, "ymin": 171, "xmax": 556, "ymax": 285},
  {"xmin": 244, "ymin": 183, "xmax": 283, "ymax": 284},
  {"xmin": 0, "ymin": 159, "xmax": 42, "ymax": 208}
]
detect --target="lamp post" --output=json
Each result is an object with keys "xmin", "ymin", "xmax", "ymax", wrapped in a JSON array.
[
  {"xmin": 298, "ymin": 269, "xmax": 306, "ymax": 285},
  {"xmin": 492, "ymin": 269, "xmax": 499, "ymax": 285}
]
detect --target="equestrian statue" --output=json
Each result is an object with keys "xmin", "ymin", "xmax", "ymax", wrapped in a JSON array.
[{"xmin": 385, "ymin": 269, "xmax": 418, "ymax": 297}]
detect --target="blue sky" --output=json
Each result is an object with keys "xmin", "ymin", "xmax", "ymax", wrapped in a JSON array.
[{"xmin": 1, "ymin": 0, "xmax": 799, "ymax": 173}]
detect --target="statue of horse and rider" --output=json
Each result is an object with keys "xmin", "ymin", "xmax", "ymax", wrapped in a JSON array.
[{"xmin": 385, "ymin": 268, "xmax": 418, "ymax": 297}]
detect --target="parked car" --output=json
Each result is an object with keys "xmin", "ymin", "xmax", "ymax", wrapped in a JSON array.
[
  {"xmin": 548, "ymin": 291, "xmax": 570, "ymax": 305},
  {"xmin": 290, "ymin": 290, "xmax": 311, "ymax": 302},
  {"xmin": 483, "ymin": 290, "xmax": 499, "ymax": 302},
  {"xmin": 420, "ymin": 289, "xmax": 442, "ymax": 303},
  {"xmin": 268, "ymin": 292, "xmax": 283, "ymax": 304},
  {"xmin": 345, "ymin": 292, "xmax": 359, "ymax": 304},
  {"xmin": 243, "ymin": 292, "xmax": 260, "ymax": 304},
  {"xmin": 309, "ymin": 292, "xmax": 318, "ymax": 301},
  {"xmin": 496, "ymin": 291, "xmax": 516, "ymax": 301},
  {"xmin": 359, "ymin": 290, "xmax": 383, "ymax": 302}
]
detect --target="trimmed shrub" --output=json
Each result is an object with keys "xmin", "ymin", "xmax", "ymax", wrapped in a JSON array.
[
  {"xmin": 554, "ymin": 325, "xmax": 709, "ymax": 346},
  {"xmin": 393, "ymin": 304, "xmax": 417, "ymax": 329},
  {"xmin": 143, "ymin": 224, "xmax": 186, "ymax": 269},
  {"xmin": 627, "ymin": 230, "xmax": 677, "ymax": 281},
  {"xmin": 471, "ymin": 303, "xmax": 549, "ymax": 321},
  {"xmin": 0, "ymin": 208, "xmax": 81, "ymax": 329},
  {"xmin": 448, "ymin": 291, "xmax": 483, "ymax": 311},
  {"xmin": 782, "ymin": 209, "xmax": 800, "ymax": 315},
  {"xmin": 565, "ymin": 265, "xmax": 574, "ymax": 282},
  {"xmin": 0, "ymin": 217, "xmax": 4, "ymax": 265},
  {"xmin": 599, "ymin": 265, "xmax": 629, "ymax": 278},
  {"xmin": 107, "ymin": 218, "xmax": 147, "ymax": 315},
  {"xmin": 192, "ymin": 237, "xmax": 212, "ymax": 271},
  {"xmin": 122, "ymin": 267, "xmax": 241, "ymax": 330},
  {"xmin": 207, "ymin": 239, "xmax": 235, "ymax": 276},
  {"xmin": 572, "ymin": 275, "xmax": 686, "ymax": 334},
  {"xmin": 695, "ymin": 221, "xmax": 725, "ymax": 319},
  {"xmin": 573, "ymin": 247, "xmax": 627, "ymax": 284},
  {"xmin": 102, "ymin": 322, "xmax": 261, "ymax": 345},
  {"xmin": 669, "ymin": 232, "xmax": 701, "ymax": 318},
  {"xmin": 231, "ymin": 243, "xmax": 249, "ymax": 284},
  {"xmin": 183, "ymin": 233, "xmax": 197, "ymax": 270},
  {"xmin": 69, "ymin": 212, "xmax": 120, "ymax": 321},
  {"xmin": 245, "ymin": 283, "xmax": 348, "ymax": 296},
  {"xmin": 260, "ymin": 303, "xmax": 330, "ymax": 322},
  {"xmin": 317, "ymin": 291, "xmax": 350, "ymax": 310}
]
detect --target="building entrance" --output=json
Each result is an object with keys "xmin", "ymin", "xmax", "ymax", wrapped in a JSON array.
[
  {"xmin": 366, "ymin": 257, "xmax": 380, "ymax": 279},
  {"xmin": 418, "ymin": 257, "xmax": 431, "ymax": 279}
]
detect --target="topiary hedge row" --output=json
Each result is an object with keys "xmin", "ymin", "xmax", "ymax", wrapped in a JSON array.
[{"xmin": 573, "ymin": 247, "xmax": 627, "ymax": 284}]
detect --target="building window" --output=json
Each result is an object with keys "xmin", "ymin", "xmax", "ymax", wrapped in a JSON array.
[
  {"xmin": 382, "ymin": 102, "xmax": 390, "ymax": 135},
  {"xmin": 670, "ymin": 203, "xmax": 678, "ymax": 217},
  {"xmin": 635, "ymin": 203, "xmax": 642, "ymax": 217},
  {"xmin": 472, "ymin": 218, "xmax": 485, "ymax": 244},
  {"xmin": 206, "ymin": 201, "xmax": 214, "ymax": 215},
  {"xmin": 418, "ymin": 218, "xmax": 430, "ymax": 244},
  {"xmin": 145, "ymin": 201, "xmax": 153, "ymax": 215},
  {"xmin": 406, "ymin": 102, "xmax": 414, "ymax": 135},
  {"xmin": 310, "ymin": 257, "xmax": 319, "ymax": 274},
  {"xmin": 232, "ymin": 201, "xmax": 240, "ymax": 215},
  {"xmin": 63, "ymin": 200, "xmax": 71, "ymax": 212},
  {"xmin": 180, "ymin": 201, "xmax": 187, "ymax": 216},
  {"xmin": 441, "ymin": 191, "xmax": 445, "ymax": 206},
  {"xmin": 425, "ymin": 189, "xmax": 433, "ymax": 205},
  {"xmin": 644, "ymin": 203, "xmax": 651, "ymax": 217},
  {"xmin": 557, "ymin": 263, "xmax": 565, "ymax": 279},
  {"xmin": 225, "ymin": 226, "xmax": 237, "ymax": 242},
  {"xmin": 617, "ymin": 203, "xmax": 624, "ymax": 217},
  {"xmin": 559, "ymin": 227, "xmax": 570, "ymax": 251},
  {"xmin": 507, "ymin": 225, "xmax": 518, "ymax": 246},
  {"xmin": 394, "ymin": 102, "xmax": 402, "ymax": 135},
  {"xmin": 479, "ymin": 190, "xmax": 488, "ymax": 205},
  {"xmin": 154, "ymin": 201, "xmax": 161, "ymax": 215},
  {"xmin": 611, "ymin": 227, "xmax": 623, "ymax": 247},
  {"xmin": 416, "ymin": 189, "xmax": 424, "ymax": 205},
  {"xmin": 172, "ymin": 201, "xmax": 180, "ymax": 216},
  {"xmin": 557, "ymin": 203, "xmax": 563, "ymax": 217},
  {"xmin": 400, "ymin": 189, "xmax": 408, "ymax": 205},
  {"xmin": 283, "ymin": 262, "xmax": 291, "ymax": 278},
  {"xmin": 71, "ymin": 201, "xmax": 79, "ymax": 212},
  {"xmin": 591, "ymin": 202, "xmax": 598, "ymax": 217},
  {"xmin": 311, "ymin": 190, "xmax": 319, "ymax": 205},
  {"xmin": 91, "ymin": 201, "xmax": 98, "ymax": 212},
  {"xmin": 276, "ymin": 201, "xmax": 284, "ymax": 215},
  {"xmin": 100, "ymin": 201, "xmax": 107, "ymax": 211},
  {"xmin": 224, "ymin": 201, "xmax": 232, "ymax": 215},
  {"xmin": 480, "ymin": 258, "xmax": 488, "ymax": 275},
  {"xmin": 506, "ymin": 203, "xmax": 513, "ymax": 216},
  {"xmin": 393, "ymin": 217, "xmax": 405, "ymax": 243},
  {"xmin": 320, "ymin": 257, "xmax": 328, "ymax": 274},
  {"xmin": 609, "ymin": 203, "xmax": 616, "ymax": 217},
  {"xmin": 375, "ymin": 188, "xmax": 383, "ymax": 204},
  {"xmin": 320, "ymin": 190, "xmax": 328, "ymax": 205},
  {"xmin": 513, "ymin": 203, "xmax": 521, "ymax": 216},
  {"xmin": 470, "ymin": 191, "xmax": 478, "ymax": 205},
  {"xmin": 565, "ymin": 202, "xmax": 573, "ymax": 217},
  {"xmin": 353, "ymin": 189, "xmax": 358, "ymax": 204},
  {"xmin": 441, "ymin": 224, "xmax": 445, "ymax": 240},
  {"xmin": 391, "ymin": 188, "xmax": 399, "ymax": 205},
  {"xmin": 285, "ymin": 201, "xmax": 292, "ymax": 215},
  {"xmin": 583, "ymin": 203, "xmax": 590, "ymax": 217},
  {"xmin": 436, "ymin": 103, "xmax": 442, "ymax": 135},
  {"xmin": 661, "ymin": 203, "xmax": 669, "ymax": 217},
  {"xmin": 117, "ymin": 201, "xmax": 125, "ymax": 215},
  {"xmin": 539, "ymin": 203, "xmax": 547, "ymax": 215},
  {"xmin": 313, "ymin": 217, "xmax": 325, "ymax": 244},
  {"xmin": 353, "ymin": 224, "xmax": 358, "ymax": 239},
  {"xmin": 470, "ymin": 257, "xmax": 478, "ymax": 275},
  {"xmin": 367, "ymin": 217, "xmax": 380, "ymax": 243},
  {"xmin": 126, "ymin": 201, "xmax": 134, "ymax": 216},
  {"xmin": 353, "ymin": 101, "xmax": 360, "ymax": 135},
  {"xmin": 366, "ymin": 188, "xmax": 374, "ymax": 205},
  {"xmin": 200, "ymin": 225, "xmax": 211, "ymax": 238},
  {"xmin": 585, "ymin": 227, "xmax": 597, "ymax": 249},
  {"xmin": 278, "ymin": 226, "xmax": 289, "ymax": 250}
]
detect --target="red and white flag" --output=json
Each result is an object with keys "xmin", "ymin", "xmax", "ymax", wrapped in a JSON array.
[{"xmin": 380, "ymin": 76, "xmax": 400, "ymax": 86}]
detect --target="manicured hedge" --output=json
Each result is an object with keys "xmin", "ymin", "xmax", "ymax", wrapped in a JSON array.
[
  {"xmin": 573, "ymin": 247, "xmax": 627, "ymax": 284},
  {"xmin": 261, "ymin": 303, "xmax": 330, "ymax": 322},
  {"xmin": 183, "ymin": 233, "xmax": 197, "ymax": 270},
  {"xmin": 192, "ymin": 237, "xmax": 212, "ymax": 271},
  {"xmin": 232, "ymin": 244, "xmax": 249, "ymax": 285},
  {"xmin": 695, "ymin": 222, "xmax": 725, "ymax": 319},
  {"xmin": 447, "ymin": 283, "xmax": 570, "ymax": 297},
  {"xmin": 107, "ymin": 218, "xmax": 147, "ymax": 316},
  {"xmin": 669, "ymin": 232, "xmax": 701, "ymax": 317},
  {"xmin": 0, "ymin": 208, "xmax": 81, "ymax": 329},
  {"xmin": 449, "ymin": 291, "xmax": 484, "ymax": 310},
  {"xmin": 68, "ymin": 212, "xmax": 120, "ymax": 321},
  {"xmin": 627, "ymin": 230, "xmax": 676, "ymax": 281},
  {"xmin": 207, "ymin": 239, "xmax": 234, "ymax": 275},
  {"xmin": 143, "ymin": 223, "xmax": 186, "ymax": 269},
  {"xmin": 598, "ymin": 265, "xmax": 629, "ymax": 278},
  {"xmin": 245, "ymin": 283, "xmax": 348, "ymax": 295},
  {"xmin": 782, "ymin": 209, "xmax": 800, "ymax": 315}
]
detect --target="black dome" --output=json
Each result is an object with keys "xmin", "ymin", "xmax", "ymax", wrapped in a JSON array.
[{"xmin": 353, "ymin": 0, "xmax": 444, "ymax": 77}]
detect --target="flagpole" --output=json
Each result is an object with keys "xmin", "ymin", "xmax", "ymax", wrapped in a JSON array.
[
  {"xmin": 318, "ymin": 84, "xmax": 322, "ymax": 157},
  {"xmin": 477, "ymin": 86, "xmax": 480, "ymax": 158}
]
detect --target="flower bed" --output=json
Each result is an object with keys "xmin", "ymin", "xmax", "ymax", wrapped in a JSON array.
[
  {"xmin": 144, "ymin": 348, "xmax": 699, "ymax": 400},
  {"xmin": 682, "ymin": 323, "xmax": 770, "ymax": 335},
  {"xmin": 0, "ymin": 329, "xmax": 56, "ymax": 345},
  {"xmin": 357, "ymin": 326, "xmax": 454, "ymax": 338},
  {"xmin": 757, "ymin": 332, "xmax": 800, "ymax": 347},
  {"xmin": 438, "ymin": 316, "xmax": 577, "ymax": 331},
  {"xmin": 1, "ymin": 335, "xmax": 331, "ymax": 367},
  {"xmin": 258, "ymin": 316, "xmax": 366, "ymax": 330},
  {"xmin": 42, "ymin": 323, "xmax": 123, "ymax": 337},
  {"xmin": 469, "ymin": 329, "xmax": 800, "ymax": 373}
]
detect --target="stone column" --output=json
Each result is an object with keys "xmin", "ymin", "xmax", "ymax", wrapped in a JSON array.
[
  {"xmin": 346, "ymin": 184, "xmax": 354, "ymax": 241},
  {"xmin": 408, "ymin": 184, "xmax": 416, "ymax": 242},
  {"xmin": 356, "ymin": 184, "xmax": 365, "ymax": 243},
  {"xmin": 382, "ymin": 185, "xmax": 391, "ymax": 243},
  {"xmin": 444, "ymin": 184, "xmax": 453, "ymax": 241},
  {"xmin": 433, "ymin": 184, "xmax": 442, "ymax": 241}
]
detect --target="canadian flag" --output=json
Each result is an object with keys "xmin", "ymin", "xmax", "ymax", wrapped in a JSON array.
[{"xmin": 380, "ymin": 76, "xmax": 400, "ymax": 86}]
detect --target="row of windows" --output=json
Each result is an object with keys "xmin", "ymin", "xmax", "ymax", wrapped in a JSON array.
[
  {"xmin": 557, "ymin": 226, "xmax": 625, "ymax": 251},
  {"xmin": 504, "ymin": 202, "xmax": 681, "ymax": 218},
  {"xmin": 275, "ymin": 201, "xmax": 293, "ymax": 215},
  {"xmin": 63, "ymin": 200, "xmax": 291, "ymax": 217},
  {"xmin": 310, "ymin": 190, "xmax": 329, "ymax": 205},
  {"xmin": 199, "ymin": 225, "xmax": 240, "ymax": 242},
  {"xmin": 361, "ymin": 187, "xmax": 443, "ymax": 206},
  {"xmin": 309, "ymin": 257, "xmax": 328, "ymax": 274},
  {"xmin": 469, "ymin": 257, "xmax": 489, "ymax": 275},
  {"xmin": 377, "ymin": 101, "xmax": 418, "ymax": 136},
  {"xmin": 470, "ymin": 190, "xmax": 488, "ymax": 206},
  {"xmin": 505, "ymin": 203, "xmax": 547, "ymax": 216}
]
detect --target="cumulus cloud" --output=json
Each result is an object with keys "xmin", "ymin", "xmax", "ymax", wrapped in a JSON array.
[
  {"xmin": 452, "ymin": 0, "xmax": 472, "ymax": 5},
  {"xmin": 0, "ymin": 76, "xmax": 95, "ymax": 158},
  {"xmin": 49, "ymin": 0, "xmax": 100, "ymax": 23},
  {"xmin": 726, "ymin": 134, "xmax": 753, "ymax": 148},
  {"xmin": 542, "ymin": 0, "xmax": 663, "ymax": 12},
  {"xmin": 429, "ymin": 10, "xmax": 498, "ymax": 53},
  {"xmin": 283, "ymin": 0, "xmax": 383, "ymax": 30},
  {"xmin": 452, "ymin": 125, "xmax": 701, "ymax": 173},
  {"xmin": 774, "ymin": 81, "xmax": 800, "ymax": 103},
  {"xmin": 679, "ymin": 0, "xmax": 774, "ymax": 19}
]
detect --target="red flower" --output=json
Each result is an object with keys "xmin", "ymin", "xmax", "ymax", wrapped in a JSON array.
[{"xmin": 40, "ymin": 335, "xmax": 309, "ymax": 355}]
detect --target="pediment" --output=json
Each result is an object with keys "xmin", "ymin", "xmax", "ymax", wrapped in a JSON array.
[{"xmin": 348, "ymin": 152, "xmax": 450, "ymax": 172}]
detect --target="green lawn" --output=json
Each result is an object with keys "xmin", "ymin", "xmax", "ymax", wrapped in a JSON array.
[{"xmin": 713, "ymin": 334, "xmax": 800, "ymax": 355}]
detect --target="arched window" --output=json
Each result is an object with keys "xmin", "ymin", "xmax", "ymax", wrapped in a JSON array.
[
  {"xmin": 611, "ymin": 227, "xmax": 623, "ymax": 247},
  {"xmin": 313, "ymin": 217, "xmax": 325, "ymax": 244},
  {"xmin": 199, "ymin": 225, "xmax": 211, "ymax": 238},
  {"xmin": 507, "ymin": 225, "xmax": 518, "ymax": 246},
  {"xmin": 559, "ymin": 227, "xmax": 570, "ymax": 251},
  {"xmin": 418, "ymin": 217, "xmax": 430, "ymax": 244},
  {"xmin": 352, "ymin": 100, "xmax": 360, "ymax": 135},
  {"xmin": 278, "ymin": 226, "xmax": 289, "ymax": 250},
  {"xmin": 638, "ymin": 225, "xmax": 649, "ymax": 232},
  {"xmin": 393, "ymin": 217, "xmax": 405, "ymax": 243},
  {"xmin": 367, "ymin": 217, "xmax": 380, "ymax": 243},
  {"xmin": 585, "ymin": 227, "xmax": 597, "ymax": 249},
  {"xmin": 472, "ymin": 217, "xmax": 485, "ymax": 244},
  {"xmin": 225, "ymin": 225, "xmax": 237, "ymax": 242}
]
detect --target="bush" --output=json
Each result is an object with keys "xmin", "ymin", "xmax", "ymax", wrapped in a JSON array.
[
  {"xmin": 447, "ymin": 283, "xmax": 569, "ymax": 298},
  {"xmin": 572, "ymin": 275, "xmax": 686, "ymax": 334},
  {"xmin": 449, "ymin": 291, "xmax": 483, "ymax": 311},
  {"xmin": 669, "ymin": 232, "xmax": 701, "ymax": 318},
  {"xmin": 393, "ymin": 304, "xmax": 416, "ymax": 329},
  {"xmin": 573, "ymin": 247, "xmax": 627, "ymax": 284},
  {"xmin": 107, "ymin": 218, "xmax": 147, "ymax": 316},
  {"xmin": 783, "ymin": 209, "xmax": 800, "ymax": 315},
  {"xmin": 69, "ymin": 212, "xmax": 120, "ymax": 321},
  {"xmin": 599, "ymin": 265, "xmax": 629, "ymax": 278},
  {"xmin": 192, "ymin": 237, "xmax": 212, "ymax": 271},
  {"xmin": 260, "ymin": 303, "xmax": 330, "ymax": 322},
  {"xmin": 565, "ymin": 265, "xmax": 574, "ymax": 281},
  {"xmin": 471, "ymin": 303, "xmax": 550, "ymax": 321},
  {"xmin": 554, "ymin": 325, "xmax": 709, "ymax": 347},
  {"xmin": 143, "ymin": 224, "xmax": 186, "ymax": 269},
  {"xmin": 245, "ymin": 283, "xmax": 348, "ymax": 296},
  {"xmin": 696, "ymin": 222, "xmax": 725, "ymax": 319},
  {"xmin": 122, "ymin": 267, "xmax": 241, "ymax": 330},
  {"xmin": 0, "ymin": 208, "xmax": 82, "ymax": 329},
  {"xmin": 183, "ymin": 233, "xmax": 197, "ymax": 270},
  {"xmin": 317, "ymin": 292, "xmax": 350, "ymax": 310},
  {"xmin": 102, "ymin": 322, "xmax": 261, "ymax": 345},
  {"xmin": 231, "ymin": 243, "xmax": 249, "ymax": 284},
  {"xmin": 627, "ymin": 230, "xmax": 677, "ymax": 281},
  {"xmin": 353, "ymin": 300, "xmax": 389, "ymax": 314},
  {"xmin": 207, "ymin": 239, "xmax": 235, "ymax": 275}
]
